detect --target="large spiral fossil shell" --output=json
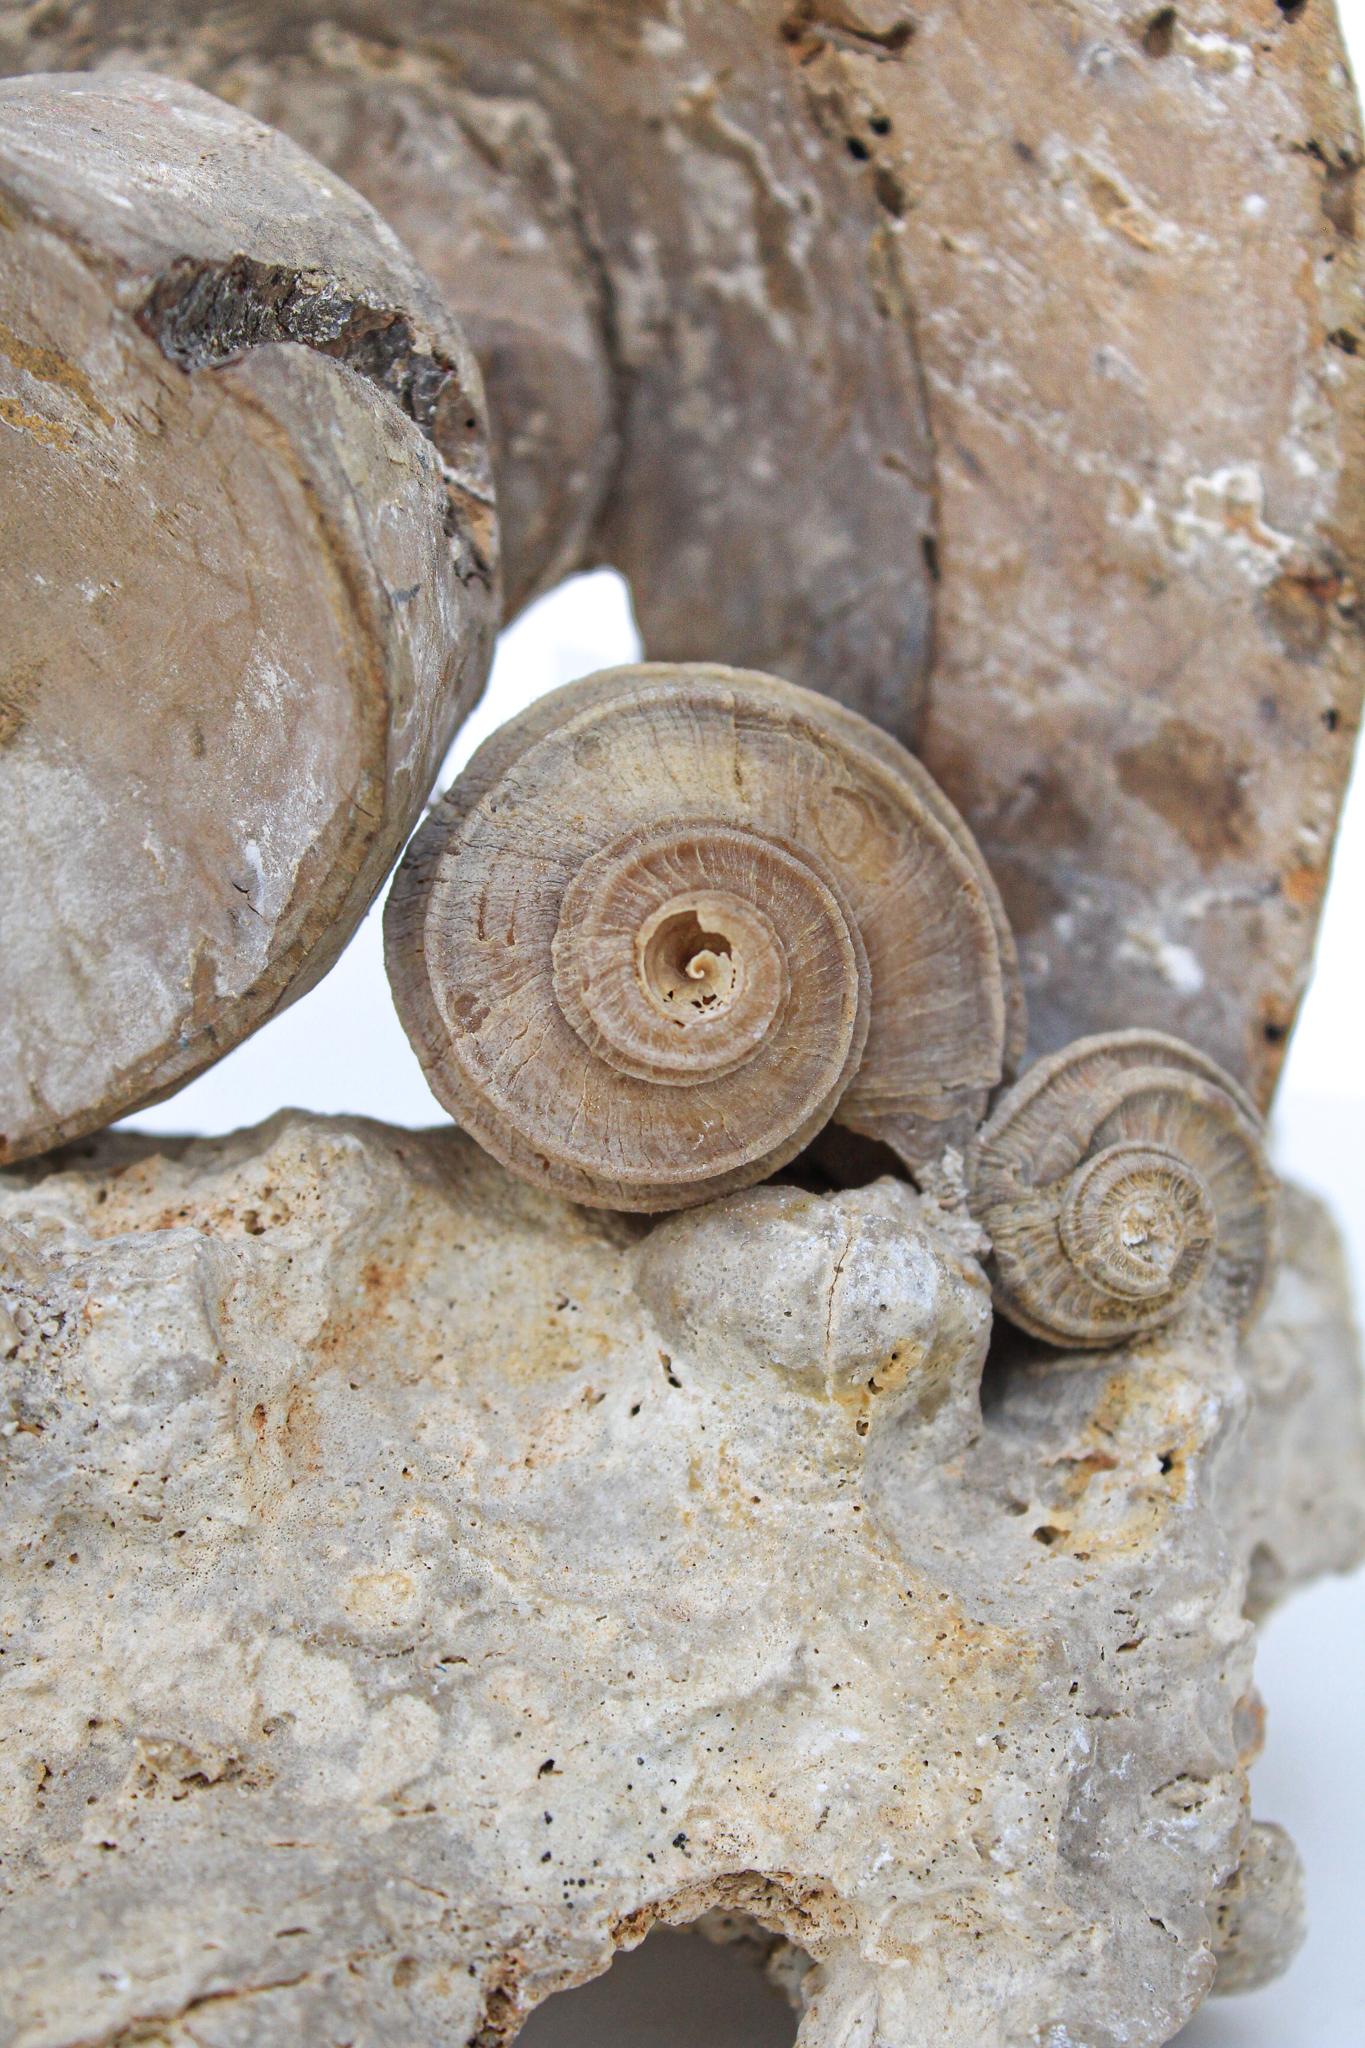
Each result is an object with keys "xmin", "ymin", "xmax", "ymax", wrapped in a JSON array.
[
  {"xmin": 386, "ymin": 664, "xmax": 1021, "ymax": 1211},
  {"xmin": 968, "ymin": 1031, "xmax": 1277, "ymax": 1349}
]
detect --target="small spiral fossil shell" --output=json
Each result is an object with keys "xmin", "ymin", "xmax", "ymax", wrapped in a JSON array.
[
  {"xmin": 385, "ymin": 663, "xmax": 1021, "ymax": 1210},
  {"xmin": 968, "ymin": 1030, "xmax": 1277, "ymax": 1347}
]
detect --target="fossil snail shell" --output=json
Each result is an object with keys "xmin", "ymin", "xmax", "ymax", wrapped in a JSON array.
[
  {"xmin": 968, "ymin": 1031, "xmax": 1277, "ymax": 1348},
  {"xmin": 386, "ymin": 664, "xmax": 1021, "ymax": 1211}
]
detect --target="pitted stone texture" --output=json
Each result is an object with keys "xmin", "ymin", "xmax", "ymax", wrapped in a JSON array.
[{"xmin": 1, "ymin": 1114, "xmax": 1361, "ymax": 2047}]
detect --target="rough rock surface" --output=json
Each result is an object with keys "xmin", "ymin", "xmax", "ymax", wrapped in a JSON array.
[
  {"xmin": 2, "ymin": 1114, "xmax": 1361, "ymax": 2046},
  {"xmin": 4, "ymin": 2, "xmax": 1362, "ymax": 1101},
  {"xmin": 0, "ymin": 72, "xmax": 498, "ymax": 1164}
]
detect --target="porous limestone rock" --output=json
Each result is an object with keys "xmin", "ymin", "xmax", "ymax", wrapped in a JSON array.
[{"xmin": 1, "ymin": 1114, "xmax": 1361, "ymax": 2046}]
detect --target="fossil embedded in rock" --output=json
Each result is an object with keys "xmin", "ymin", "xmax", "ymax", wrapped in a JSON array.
[
  {"xmin": 0, "ymin": 4, "xmax": 935, "ymax": 742},
  {"xmin": 385, "ymin": 664, "xmax": 1021, "ymax": 1210},
  {"xmin": 0, "ymin": 71, "xmax": 497, "ymax": 1165},
  {"xmin": 1, "ymin": 1115, "xmax": 1360, "ymax": 2045},
  {"xmin": 5, "ymin": 3, "xmax": 1360, "ymax": 1095},
  {"xmin": 968, "ymin": 1030, "xmax": 1277, "ymax": 1349}
]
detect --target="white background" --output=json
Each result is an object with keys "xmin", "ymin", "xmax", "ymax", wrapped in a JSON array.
[{"xmin": 120, "ymin": 7, "xmax": 1365, "ymax": 2035}]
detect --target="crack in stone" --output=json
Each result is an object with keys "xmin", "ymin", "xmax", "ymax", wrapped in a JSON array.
[
  {"xmin": 136, "ymin": 254, "xmax": 496, "ymax": 582},
  {"xmin": 825, "ymin": 1219, "xmax": 855, "ymax": 1357},
  {"xmin": 100, "ymin": 1969, "xmax": 312, "ymax": 2047},
  {"xmin": 140, "ymin": 255, "xmax": 451, "ymax": 435}
]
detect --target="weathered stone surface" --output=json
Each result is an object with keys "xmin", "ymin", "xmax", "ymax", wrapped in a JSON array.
[
  {"xmin": 0, "ymin": 2, "xmax": 936, "ymax": 747},
  {"xmin": 1208, "ymin": 1819, "xmax": 1306, "ymax": 1995},
  {"xmin": 2, "ymin": 1114, "xmax": 1360, "ymax": 2046},
  {"xmin": 4, "ymin": 3, "xmax": 1360, "ymax": 1102},
  {"xmin": 0, "ymin": 72, "xmax": 498, "ymax": 1165},
  {"xmin": 1234, "ymin": 1182, "xmax": 1365, "ymax": 1615},
  {"xmin": 844, "ymin": 0, "xmax": 1365, "ymax": 1102}
]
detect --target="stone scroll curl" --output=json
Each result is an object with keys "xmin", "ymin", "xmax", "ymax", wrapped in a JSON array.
[{"xmin": 5, "ymin": 0, "xmax": 1363, "ymax": 1125}]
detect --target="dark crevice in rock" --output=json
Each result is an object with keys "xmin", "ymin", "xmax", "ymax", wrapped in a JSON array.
[
  {"xmin": 104, "ymin": 1970, "xmax": 312, "ymax": 2045},
  {"xmin": 1142, "ymin": 8, "xmax": 1178, "ymax": 58},
  {"xmin": 446, "ymin": 89, "xmax": 628, "ymax": 584},
  {"xmin": 1293, "ymin": 139, "xmax": 1361, "ymax": 239},
  {"xmin": 978, "ymin": 1317, "xmax": 1052, "ymax": 1415},
  {"xmin": 137, "ymin": 254, "xmax": 496, "ymax": 583},
  {"xmin": 141, "ymin": 254, "xmax": 461, "ymax": 442}
]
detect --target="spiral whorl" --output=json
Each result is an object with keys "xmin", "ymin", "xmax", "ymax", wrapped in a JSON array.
[
  {"xmin": 385, "ymin": 664, "xmax": 1018, "ymax": 1211},
  {"xmin": 1058, "ymin": 1142, "xmax": 1216, "ymax": 1305},
  {"xmin": 969, "ymin": 1031, "xmax": 1276, "ymax": 1347}
]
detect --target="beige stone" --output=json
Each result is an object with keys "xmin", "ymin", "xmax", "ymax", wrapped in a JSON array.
[
  {"xmin": 0, "ymin": 72, "xmax": 497, "ymax": 1165},
  {"xmin": 5, "ymin": 3, "xmax": 1360, "ymax": 1103},
  {"xmin": 1, "ymin": 1115, "xmax": 1360, "ymax": 2045}
]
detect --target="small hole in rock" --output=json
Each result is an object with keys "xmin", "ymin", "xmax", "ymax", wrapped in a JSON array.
[
  {"xmin": 517, "ymin": 1922, "xmax": 800, "ymax": 2046},
  {"xmin": 1142, "ymin": 7, "xmax": 1177, "ymax": 57},
  {"xmin": 874, "ymin": 166, "xmax": 908, "ymax": 217},
  {"xmin": 1276, "ymin": 0, "xmax": 1307, "ymax": 18}
]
